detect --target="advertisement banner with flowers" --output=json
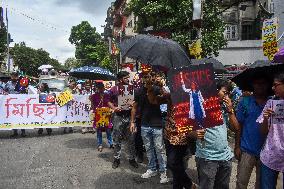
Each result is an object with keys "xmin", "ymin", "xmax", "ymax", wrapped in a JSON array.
[{"xmin": 0, "ymin": 94, "xmax": 92, "ymax": 130}]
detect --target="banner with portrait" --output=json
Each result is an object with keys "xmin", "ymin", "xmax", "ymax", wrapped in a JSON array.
[
  {"xmin": 168, "ymin": 64, "xmax": 224, "ymax": 133},
  {"xmin": 0, "ymin": 94, "xmax": 92, "ymax": 130}
]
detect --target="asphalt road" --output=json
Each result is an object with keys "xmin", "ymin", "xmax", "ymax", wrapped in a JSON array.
[{"xmin": 0, "ymin": 128, "xmax": 282, "ymax": 189}]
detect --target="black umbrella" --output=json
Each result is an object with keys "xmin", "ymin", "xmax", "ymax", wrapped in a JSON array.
[
  {"xmin": 232, "ymin": 60, "xmax": 284, "ymax": 91},
  {"xmin": 69, "ymin": 66, "xmax": 116, "ymax": 80},
  {"xmin": 120, "ymin": 34, "xmax": 191, "ymax": 69},
  {"xmin": 191, "ymin": 58, "xmax": 227, "ymax": 73}
]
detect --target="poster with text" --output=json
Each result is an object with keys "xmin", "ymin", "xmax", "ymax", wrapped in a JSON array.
[
  {"xmin": 262, "ymin": 17, "xmax": 278, "ymax": 61},
  {"xmin": 118, "ymin": 84, "xmax": 134, "ymax": 110},
  {"xmin": 271, "ymin": 100, "xmax": 284, "ymax": 124},
  {"xmin": 168, "ymin": 64, "xmax": 224, "ymax": 133}
]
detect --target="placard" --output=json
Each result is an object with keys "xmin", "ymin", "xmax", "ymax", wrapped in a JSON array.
[
  {"xmin": 118, "ymin": 84, "xmax": 134, "ymax": 110},
  {"xmin": 272, "ymin": 100, "xmax": 284, "ymax": 124},
  {"xmin": 168, "ymin": 64, "xmax": 224, "ymax": 133},
  {"xmin": 94, "ymin": 107, "xmax": 112, "ymax": 128},
  {"xmin": 262, "ymin": 17, "xmax": 279, "ymax": 61},
  {"xmin": 56, "ymin": 90, "xmax": 73, "ymax": 107}
]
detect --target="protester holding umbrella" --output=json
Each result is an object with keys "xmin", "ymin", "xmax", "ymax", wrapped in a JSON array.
[
  {"xmin": 257, "ymin": 73, "xmax": 284, "ymax": 189},
  {"xmin": 90, "ymin": 82, "xmax": 113, "ymax": 152},
  {"xmin": 130, "ymin": 71, "xmax": 169, "ymax": 184},
  {"xmin": 233, "ymin": 73, "xmax": 271, "ymax": 189},
  {"xmin": 146, "ymin": 78, "xmax": 198, "ymax": 188}
]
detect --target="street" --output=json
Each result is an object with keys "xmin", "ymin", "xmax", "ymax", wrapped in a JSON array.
[{"xmin": 0, "ymin": 128, "xmax": 282, "ymax": 189}]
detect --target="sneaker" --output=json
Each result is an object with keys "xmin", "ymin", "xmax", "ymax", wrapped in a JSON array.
[
  {"xmin": 112, "ymin": 158, "xmax": 120, "ymax": 169},
  {"xmin": 98, "ymin": 145, "xmax": 103, "ymax": 152},
  {"xmin": 141, "ymin": 169, "xmax": 157, "ymax": 179},
  {"xmin": 160, "ymin": 172, "xmax": 170, "ymax": 184},
  {"xmin": 129, "ymin": 159, "xmax": 138, "ymax": 168},
  {"xmin": 109, "ymin": 144, "xmax": 114, "ymax": 149}
]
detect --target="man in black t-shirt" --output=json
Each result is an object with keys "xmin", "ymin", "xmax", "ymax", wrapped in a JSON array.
[{"xmin": 130, "ymin": 72, "xmax": 169, "ymax": 184}]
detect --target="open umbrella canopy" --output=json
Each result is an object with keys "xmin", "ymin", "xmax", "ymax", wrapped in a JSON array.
[
  {"xmin": 120, "ymin": 34, "xmax": 191, "ymax": 69},
  {"xmin": 69, "ymin": 66, "xmax": 116, "ymax": 80},
  {"xmin": 232, "ymin": 60, "xmax": 284, "ymax": 91},
  {"xmin": 273, "ymin": 46, "xmax": 284, "ymax": 63},
  {"xmin": 38, "ymin": 64, "xmax": 53, "ymax": 70},
  {"xmin": 191, "ymin": 58, "xmax": 227, "ymax": 73}
]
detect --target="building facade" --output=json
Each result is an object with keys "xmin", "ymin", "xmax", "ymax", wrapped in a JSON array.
[{"xmin": 103, "ymin": 0, "xmax": 279, "ymax": 66}]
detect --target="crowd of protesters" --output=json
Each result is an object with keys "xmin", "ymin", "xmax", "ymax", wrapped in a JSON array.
[{"xmin": 0, "ymin": 69, "xmax": 283, "ymax": 189}]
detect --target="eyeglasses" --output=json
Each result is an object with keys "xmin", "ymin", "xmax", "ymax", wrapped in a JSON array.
[{"xmin": 272, "ymin": 83, "xmax": 284, "ymax": 88}]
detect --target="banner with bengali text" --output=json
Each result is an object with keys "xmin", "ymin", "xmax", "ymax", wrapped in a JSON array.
[
  {"xmin": 262, "ymin": 17, "xmax": 279, "ymax": 61},
  {"xmin": 0, "ymin": 94, "xmax": 92, "ymax": 130}
]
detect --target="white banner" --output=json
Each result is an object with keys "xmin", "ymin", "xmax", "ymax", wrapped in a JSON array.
[{"xmin": 0, "ymin": 94, "xmax": 92, "ymax": 130}]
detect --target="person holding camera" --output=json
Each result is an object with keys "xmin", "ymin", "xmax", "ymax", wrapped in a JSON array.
[{"xmin": 130, "ymin": 71, "xmax": 169, "ymax": 184}]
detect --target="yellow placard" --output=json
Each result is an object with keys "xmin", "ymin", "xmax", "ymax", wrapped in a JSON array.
[
  {"xmin": 189, "ymin": 40, "xmax": 202, "ymax": 59},
  {"xmin": 262, "ymin": 18, "xmax": 279, "ymax": 61},
  {"xmin": 95, "ymin": 107, "xmax": 112, "ymax": 128},
  {"xmin": 56, "ymin": 90, "xmax": 73, "ymax": 107}
]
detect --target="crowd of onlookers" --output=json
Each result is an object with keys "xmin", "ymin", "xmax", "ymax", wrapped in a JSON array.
[{"xmin": 0, "ymin": 70, "xmax": 283, "ymax": 189}]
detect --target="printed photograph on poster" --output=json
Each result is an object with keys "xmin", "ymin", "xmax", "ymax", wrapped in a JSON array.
[
  {"xmin": 39, "ymin": 93, "xmax": 56, "ymax": 104},
  {"xmin": 118, "ymin": 84, "xmax": 134, "ymax": 110},
  {"xmin": 103, "ymin": 81, "xmax": 115, "ymax": 91},
  {"xmin": 271, "ymin": 100, "xmax": 284, "ymax": 124},
  {"xmin": 168, "ymin": 64, "xmax": 224, "ymax": 133}
]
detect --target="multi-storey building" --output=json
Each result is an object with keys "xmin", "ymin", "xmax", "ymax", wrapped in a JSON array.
[
  {"xmin": 216, "ymin": 0, "xmax": 275, "ymax": 65},
  {"xmin": 103, "ymin": 0, "xmax": 280, "ymax": 66}
]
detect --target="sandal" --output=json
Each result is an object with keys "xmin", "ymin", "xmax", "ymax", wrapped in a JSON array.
[{"xmin": 98, "ymin": 145, "xmax": 103, "ymax": 152}]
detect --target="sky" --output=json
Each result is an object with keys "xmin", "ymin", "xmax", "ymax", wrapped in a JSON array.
[{"xmin": 1, "ymin": 0, "xmax": 113, "ymax": 63}]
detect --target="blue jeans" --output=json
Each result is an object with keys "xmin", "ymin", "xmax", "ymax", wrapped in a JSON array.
[
  {"xmin": 97, "ymin": 127, "xmax": 113, "ymax": 147},
  {"xmin": 260, "ymin": 163, "xmax": 282, "ymax": 189},
  {"xmin": 141, "ymin": 125, "xmax": 166, "ymax": 172}
]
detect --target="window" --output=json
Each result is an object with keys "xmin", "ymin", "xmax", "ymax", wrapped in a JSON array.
[
  {"xmin": 224, "ymin": 25, "xmax": 238, "ymax": 40},
  {"xmin": 127, "ymin": 20, "xmax": 133, "ymax": 28},
  {"xmin": 241, "ymin": 24, "xmax": 253, "ymax": 40}
]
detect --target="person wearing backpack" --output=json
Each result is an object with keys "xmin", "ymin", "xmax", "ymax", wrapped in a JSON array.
[{"xmin": 234, "ymin": 73, "xmax": 271, "ymax": 189}]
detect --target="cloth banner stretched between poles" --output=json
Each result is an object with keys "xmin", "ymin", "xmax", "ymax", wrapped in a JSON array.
[{"xmin": 0, "ymin": 94, "xmax": 92, "ymax": 130}]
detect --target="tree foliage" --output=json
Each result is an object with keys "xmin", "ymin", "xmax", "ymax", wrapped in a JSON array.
[
  {"xmin": 10, "ymin": 42, "xmax": 63, "ymax": 76},
  {"xmin": 69, "ymin": 21, "xmax": 115, "ymax": 71},
  {"xmin": 129, "ymin": 0, "xmax": 227, "ymax": 57},
  {"xmin": 0, "ymin": 27, "xmax": 7, "ymax": 65},
  {"xmin": 64, "ymin": 57, "xmax": 81, "ymax": 69}
]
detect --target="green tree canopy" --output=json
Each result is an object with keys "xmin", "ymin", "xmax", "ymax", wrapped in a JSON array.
[
  {"xmin": 129, "ymin": 0, "xmax": 226, "ymax": 57},
  {"xmin": 69, "ymin": 21, "xmax": 115, "ymax": 71},
  {"xmin": 10, "ymin": 42, "xmax": 63, "ymax": 76},
  {"xmin": 64, "ymin": 57, "xmax": 81, "ymax": 69},
  {"xmin": 0, "ymin": 27, "xmax": 7, "ymax": 65}
]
